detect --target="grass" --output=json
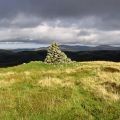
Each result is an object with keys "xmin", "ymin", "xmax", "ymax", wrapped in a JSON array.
[{"xmin": 0, "ymin": 61, "xmax": 120, "ymax": 120}]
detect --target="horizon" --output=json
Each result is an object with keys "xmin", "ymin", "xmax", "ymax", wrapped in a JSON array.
[{"xmin": 0, "ymin": 41, "xmax": 120, "ymax": 49}]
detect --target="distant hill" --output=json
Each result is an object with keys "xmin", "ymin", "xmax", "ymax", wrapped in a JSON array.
[
  {"xmin": 0, "ymin": 49, "xmax": 120, "ymax": 67},
  {"xmin": 60, "ymin": 45, "xmax": 120, "ymax": 51},
  {"xmin": 0, "ymin": 44, "xmax": 120, "ymax": 67}
]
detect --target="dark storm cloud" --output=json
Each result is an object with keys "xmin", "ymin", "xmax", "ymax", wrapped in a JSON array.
[
  {"xmin": 0, "ymin": 0, "xmax": 120, "ymax": 44},
  {"xmin": 0, "ymin": 0, "xmax": 120, "ymax": 31},
  {"xmin": 0, "ymin": 0, "xmax": 120, "ymax": 19}
]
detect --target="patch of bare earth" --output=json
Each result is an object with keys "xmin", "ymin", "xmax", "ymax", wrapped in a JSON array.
[{"xmin": 102, "ymin": 67, "xmax": 120, "ymax": 73}]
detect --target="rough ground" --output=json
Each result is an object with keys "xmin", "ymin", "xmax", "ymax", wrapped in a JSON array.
[{"xmin": 0, "ymin": 61, "xmax": 120, "ymax": 120}]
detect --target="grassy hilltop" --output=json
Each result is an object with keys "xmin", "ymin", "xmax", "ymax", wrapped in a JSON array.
[{"xmin": 0, "ymin": 61, "xmax": 120, "ymax": 120}]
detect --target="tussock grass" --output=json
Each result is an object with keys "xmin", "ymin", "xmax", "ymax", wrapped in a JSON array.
[{"xmin": 0, "ymin": 61, "xmax": 120, "ymax": 120}]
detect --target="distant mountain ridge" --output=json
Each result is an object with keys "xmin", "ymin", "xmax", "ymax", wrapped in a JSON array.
[
  {"xmin": 20, "ymin": 44, "xmax": 120, "ymax": 52},
  {"xmin": 0, "ymin": 41, "xmax": 120, "ymax": 51},
  {"xmin": 60, "ymin": 45, "xmax": 120, "ymax": 51}
]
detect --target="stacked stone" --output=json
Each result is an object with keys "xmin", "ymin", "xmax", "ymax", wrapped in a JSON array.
[{"xmin": 44, "ymin": 42, "xmax": 71, "ymax": 64}]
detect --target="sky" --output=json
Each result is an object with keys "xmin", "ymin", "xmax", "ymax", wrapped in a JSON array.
[{"xmin": 0, "ymin": 0, "xmax": 120, "ymax": 45}]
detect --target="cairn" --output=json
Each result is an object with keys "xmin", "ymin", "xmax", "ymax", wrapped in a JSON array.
[{"xmin": 44, "ymin": 42, "xmax": 71, "ymax": 64}]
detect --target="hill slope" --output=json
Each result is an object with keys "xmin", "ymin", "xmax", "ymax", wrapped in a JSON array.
[{"xmin": 0, "ymin": 61, "xmax": 120, "ymax": 120}]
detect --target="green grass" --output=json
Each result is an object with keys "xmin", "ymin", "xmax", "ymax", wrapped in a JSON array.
[{"xmin": 0, "ymin": 61, "xmax": 120, "ymax": 120}]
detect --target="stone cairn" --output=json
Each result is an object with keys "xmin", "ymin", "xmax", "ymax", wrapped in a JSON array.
[{"xmin": 44, "ymin": 42, "xmax": 71, "ymax": 64}]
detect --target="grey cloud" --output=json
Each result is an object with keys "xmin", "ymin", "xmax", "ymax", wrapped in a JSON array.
[
  {"xmin": 78, "ymin": 31, "xmax": 91, "ymax": 36},
  {"xmin": 0, "ymin": 0, "xmax": 120, "ymax": 44}
]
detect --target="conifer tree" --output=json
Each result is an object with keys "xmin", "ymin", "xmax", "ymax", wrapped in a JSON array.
[{"xmin": 44, "ymin": 42, "xmax": 71, "ymax": 64}]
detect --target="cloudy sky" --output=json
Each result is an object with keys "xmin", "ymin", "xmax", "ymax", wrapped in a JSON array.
[{"xmin": 0, "ymin": 0, "xmax": 120, "ymax": 45}]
